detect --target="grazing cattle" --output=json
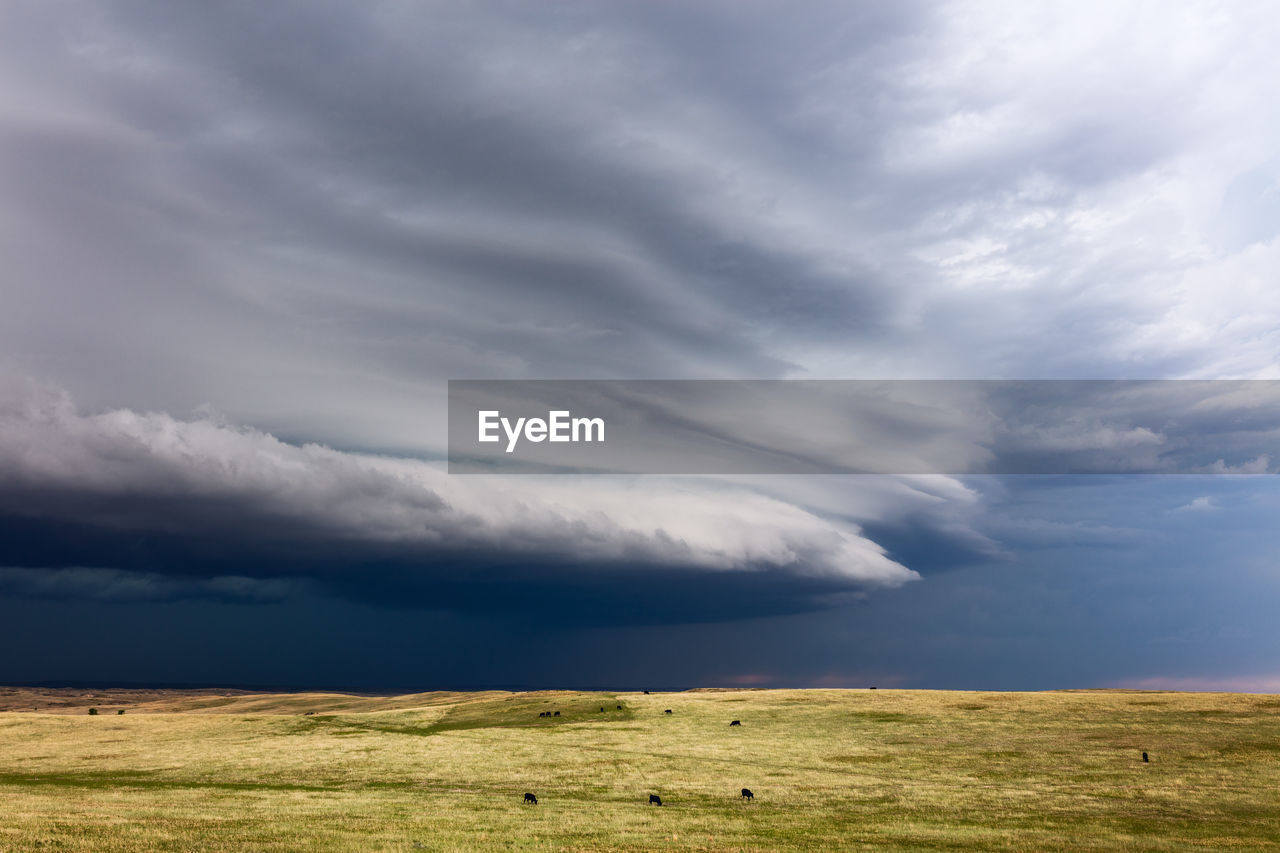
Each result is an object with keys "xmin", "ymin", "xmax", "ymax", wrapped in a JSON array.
[
  {"xmin": 538, "ymin": 712, "xmax": 545, "ymax": 718},
  {"xmin": 524, "ymin": 792, "xmax": 537, "ymax": 805},
  {"xmin": 729, "ymin": 720, "xmax": 741, "ymax": 727},
  {"xmin": 644, "ymin": 691, "xmax": 651, "ymax": 695},
  {"xmin": 617, "ymin": 705, "xmax": 622, "ymax": 710},
  {"xmin": 741, "ymin": 788, "xmax": 754, "ymax": 800},
  {"xmin": 648, "ymin": 794, "xmax": 662, "ymax": 806},
  {"xmin": 664, "ymin": 709, "xmax": 672, "ymax": 714},
  {"xmin": 553, "ymin": 711, "xmax": 560, "ymax": 717},
  {"xmin": 869, "ymin": 686, "xmax": 877, "ymax": 690},
  {"xmin": 1143, "ymin": 752, "xmax": 1149, "ymax": 763},
  {"xmin": 600, "ymin": 707, "xmax": 604, "ymax": 712}
]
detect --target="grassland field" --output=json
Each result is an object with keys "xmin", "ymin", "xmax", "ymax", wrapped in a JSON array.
[{"xmin": 1, "ymin": 686, "xmax": 1278, "ymax": 851}]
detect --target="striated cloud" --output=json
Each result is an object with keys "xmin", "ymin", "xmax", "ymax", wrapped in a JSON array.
[{"xmin": 3, "ymin": 1, "xmax": 1280, "ymax": 457}]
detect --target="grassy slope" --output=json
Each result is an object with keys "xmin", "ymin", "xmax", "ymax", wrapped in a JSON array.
[{"xmin": 1, "ymin": 688, "xmax": 1278, "ymax": 851}]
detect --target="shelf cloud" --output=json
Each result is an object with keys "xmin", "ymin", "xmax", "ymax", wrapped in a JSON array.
[{"xmin": 0, "ymin": 375, "xmax": 918, "ymax": 622}]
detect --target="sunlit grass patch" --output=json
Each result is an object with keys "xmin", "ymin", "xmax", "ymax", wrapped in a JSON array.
[{"xmin": 0, "ymin": 688, "xmax": 1277, "ymax": 850}]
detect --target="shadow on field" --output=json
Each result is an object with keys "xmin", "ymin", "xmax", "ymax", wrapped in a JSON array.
[{"xmin": 293, "ymin": 691, "xmax": 635, "ymax": 738}]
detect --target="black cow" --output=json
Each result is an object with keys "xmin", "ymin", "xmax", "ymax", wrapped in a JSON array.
[
  {"xmin": 729, "ymin": 720, "xmax": 741, "ymax": 726},
  {"xmin": 554, "ymin": 711, "xmax": 560, "ymax": 717},
  {"xmin": 741, "ymin": 788, "xmax": 754, "ymax": 800},
  {"xmin": 538, "ymin": 712, "xmax": 546, "ymax": 718},
  {"xmin": 524, "ymin": 792, "xmax": 537, "ymax": 805},
  {"xmin": 649, "ymin": 794, "xmax": 662, "ymax": 806},
  {"xmin": 664, "ymin": 709, "xmax": 672, "ymax": 714},
  {"xmin": 644, "ymin": 691, "xmax": 651, "ymax": 695},
  {"xmin": 600, "ymin": 707, "xmax": 604, "ymax": 712},
  {"xmin": 1142, "ymin": 752, "xmax": 1149, "ymax": 763},
  {"xmin": 617, "ymin": 705, "xmax": 622, "ymax": 710}
]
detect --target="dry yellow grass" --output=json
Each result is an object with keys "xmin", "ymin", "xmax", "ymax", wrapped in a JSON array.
[{"xmin": 1, "ymin": 687, "xmax": 1278, "ymax": 851}]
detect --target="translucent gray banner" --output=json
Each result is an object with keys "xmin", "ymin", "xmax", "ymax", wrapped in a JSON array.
[{"xmin": 447, "ymin": 380, "xmax": 1280, "ymax": 474}]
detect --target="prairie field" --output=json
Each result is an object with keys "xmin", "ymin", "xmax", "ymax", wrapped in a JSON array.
[{"xmin": 1, "ymin": 687, "xmax": 1278, "ymax": 851}]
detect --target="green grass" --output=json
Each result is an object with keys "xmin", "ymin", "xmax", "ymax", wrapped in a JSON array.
[{"xmin": 1, "ymin": 688, "xmax": 1278, "ymax": 851}]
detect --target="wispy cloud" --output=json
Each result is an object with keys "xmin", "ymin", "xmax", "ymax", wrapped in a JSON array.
[{"xmin": 1171, "ymin": 496, "xmax": 1215, "ymax": 513}]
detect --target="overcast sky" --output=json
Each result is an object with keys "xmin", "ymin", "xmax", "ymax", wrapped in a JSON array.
[{"xmin": 2, "ymin": 0, "xmax": 1280, "ymax": 690}]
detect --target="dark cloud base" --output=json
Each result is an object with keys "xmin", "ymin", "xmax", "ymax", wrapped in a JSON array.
[{"xmin": 0, "ymin": 513, "xmax": 859, "ymax": 625}]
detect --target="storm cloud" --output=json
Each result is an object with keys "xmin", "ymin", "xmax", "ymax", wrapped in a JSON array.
[
  {"xmin": 0, "ymin": 375, "xmax": 923, "ymax": 621},
  {"xmin": 5, "ymin": 1, "xmax": 1280, "ymax": 446},
  {"xmin": 3, "ymin": 1, "xmax": 1280, "ymax": 687}
]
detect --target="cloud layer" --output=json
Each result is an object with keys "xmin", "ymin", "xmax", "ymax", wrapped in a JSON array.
[
  {"xmin": 3, "ymin": 1, "xmax": 1280, "ymax": 686},
  {"xmin": 4, "ymin": 1, "xmax": 1280, "ymax": 456},
  {"xmin": 0, "ymin": 375, "xmax": 919, "ymax": 620}
]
